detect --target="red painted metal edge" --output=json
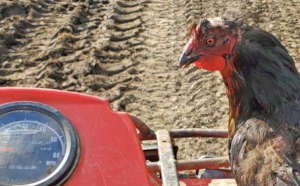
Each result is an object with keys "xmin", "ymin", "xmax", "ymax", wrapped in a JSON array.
[{"xmin": 0, "ymin": 88, "xmax": 151, "ymax": 186}]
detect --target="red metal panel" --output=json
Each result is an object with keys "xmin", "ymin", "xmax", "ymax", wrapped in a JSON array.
[
  {"xmin": 0, "ymin": 88, "xmax": 150, "ymax": 186},
  {"xmin": 147, "ymin": 177, "xmax": 237, "ymax": 186},
  {"xmin": 148, "ymin": 172, "xmax": 162, "ymax": 186},
  {"xmin": 180, "ymin": 179, "xmax": 236, "ymax": 186}
]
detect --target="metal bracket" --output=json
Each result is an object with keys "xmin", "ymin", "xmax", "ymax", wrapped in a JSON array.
[
  {"xmin": 156, "ymin": 130, "xmax": 179, "ymax": 186},
  {"xmin": 131, "ymin": 115, "xmax": 234, "ymax": 184}
]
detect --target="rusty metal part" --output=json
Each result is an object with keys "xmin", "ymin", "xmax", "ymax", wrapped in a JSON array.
[
  {"xmin": 156, "ymin": 130, "xmax": 179, "ymax": 186},
  {"xmin": 197, "ymin": 168, "xmax": 234, "ymax": 178},
  {"xmin": 147, "ymin": 156, "xmax": 230, "ymax": 172},
  {"xmin": 142, "ymin": 144, "xmax": 160, "ymax": 161},
  {"xmin": 139, "ymin": 128, "xmax": 228, "ymax": 140},
  {"xmin": 131, "ymin": 115, "xmax": 232, "ymax": 182},
  {"xmin": 142, "ymin": 144, "xmax": 178, "ymax": 162},
  {"xmin": 169, "ymin": 128, "xmax": 228, "ymax": 138},
  {"xmin": 130, "ymin": 115, "xmax": 156, "ymax": 140},
  {"xmin": 131, "ymin": 115, "xmax": 228, "ymax": 140}
]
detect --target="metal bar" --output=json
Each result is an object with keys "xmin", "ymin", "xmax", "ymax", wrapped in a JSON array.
[
  {"xmin": 147, "ymin": 156, "xmax": 230, "ymax": 172},
  {"xmin": 170, "ymin": 128, "xmax": 228, "ymax": 138},
  {"xmin": 203, "ymin": 168, "xmax": 234, "ymax": 178},
  {"xmin": 130, "ymin": 115, "xmax": 228, "ymax": 140},
  {"xmin": 130, "ymin": 115, "xmax": 156, "ymax": 140},
  {"xmin": 138, "ymin": 128, "xmax": 228, "ymax": 140},
  {"xmin": 156, "ymin": 130, "xmax": 179, "ymax": 186}
]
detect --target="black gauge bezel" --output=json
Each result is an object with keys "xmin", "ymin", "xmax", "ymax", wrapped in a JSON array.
[{"xmin": 0, "ymin": 101, "xmax": 80, "ymax": 186}]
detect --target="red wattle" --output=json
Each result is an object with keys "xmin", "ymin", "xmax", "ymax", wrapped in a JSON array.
[{"xmin": 194, "ymin": 56, "xmax": 225, "ymax": 71}]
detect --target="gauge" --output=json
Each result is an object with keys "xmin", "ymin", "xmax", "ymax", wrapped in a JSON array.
[{"xmin": 0, "ymin": 102, "xmax": 80, "ymax": 186}]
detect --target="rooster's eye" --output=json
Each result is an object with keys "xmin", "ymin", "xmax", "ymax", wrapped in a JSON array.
[{"xmin": 206, "ymin": 38, "xmax": 215, "ymax": 47}]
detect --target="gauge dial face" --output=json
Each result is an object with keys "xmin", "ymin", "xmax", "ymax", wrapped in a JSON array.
[{"xmin": 0, "ymin": 102, "xmax": 80, "ymax": 186}]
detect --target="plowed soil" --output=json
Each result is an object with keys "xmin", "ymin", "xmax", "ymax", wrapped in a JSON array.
[{"xmin": 0, "ymin": 0, "xmax": 299, "ymax": 160}]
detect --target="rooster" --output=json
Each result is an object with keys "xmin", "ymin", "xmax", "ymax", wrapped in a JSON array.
[{"xmin": 179, "ymin": 17, "xmax": 300, "ymax": 186}]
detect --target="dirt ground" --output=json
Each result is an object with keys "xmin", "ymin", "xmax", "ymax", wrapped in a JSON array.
[{"xmin": 0, "ymin": 0, "xmax": 299, "ymax": 160}]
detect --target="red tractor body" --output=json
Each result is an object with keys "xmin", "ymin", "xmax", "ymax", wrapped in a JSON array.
[{"xmin": 0, "ymin": 88, "xmax": 236, "ymax": 186}]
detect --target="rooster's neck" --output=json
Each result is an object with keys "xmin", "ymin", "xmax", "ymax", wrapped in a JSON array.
[
  {"xmin": 221, "ymin": 46, "xmax": 300, "ymax": 138},
  {"xmin": 220, "ymin": 55, "xmax": 258, "ymax": 138},
  {"xmin": 221, "ymin": 57, "xmax": 243, "ymax": 138}
]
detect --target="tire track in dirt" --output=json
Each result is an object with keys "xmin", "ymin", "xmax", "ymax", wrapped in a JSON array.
[
  {"xmin": 88, "ymin": 0, "xmax": 147, "ymax": 106},
  {"xmin": 0, "ymin": 0, "xmax": 92, "ymax": 87},
  {"xmin": 0, "ymin": 0, "xmax": 56, "ymax": 85},
  {"xmin": 0, "ymin": 0, "xmax": 147, "ymax": 100}
]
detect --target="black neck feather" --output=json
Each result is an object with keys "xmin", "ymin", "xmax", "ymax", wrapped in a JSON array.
[{"xmin": 223, "ymin": 29, "xmax": 300, "ymax": 125}]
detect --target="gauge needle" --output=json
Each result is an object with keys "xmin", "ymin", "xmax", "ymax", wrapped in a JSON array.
[{"xmin": 0, "ymin": 147, "xmax": 14, "ymax": 153}]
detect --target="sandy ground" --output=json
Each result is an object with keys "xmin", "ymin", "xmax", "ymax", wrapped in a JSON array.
[{"xmin": 0, "ymin": 0, "xmax": 299, "ymax": 160}]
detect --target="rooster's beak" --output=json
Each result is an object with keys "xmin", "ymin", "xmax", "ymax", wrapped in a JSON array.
[
  {"xmin": 179, "ymin": 39, "xmax": 202, "ymax": 68},
  {"xmin": 179, "ymin": 53, "xmax": 202, "ymax": 68}
]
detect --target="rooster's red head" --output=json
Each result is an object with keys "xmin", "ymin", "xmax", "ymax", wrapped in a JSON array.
[{"xmin": 179, "ymin": 17, "xmax": 241, "ymax": 71}]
